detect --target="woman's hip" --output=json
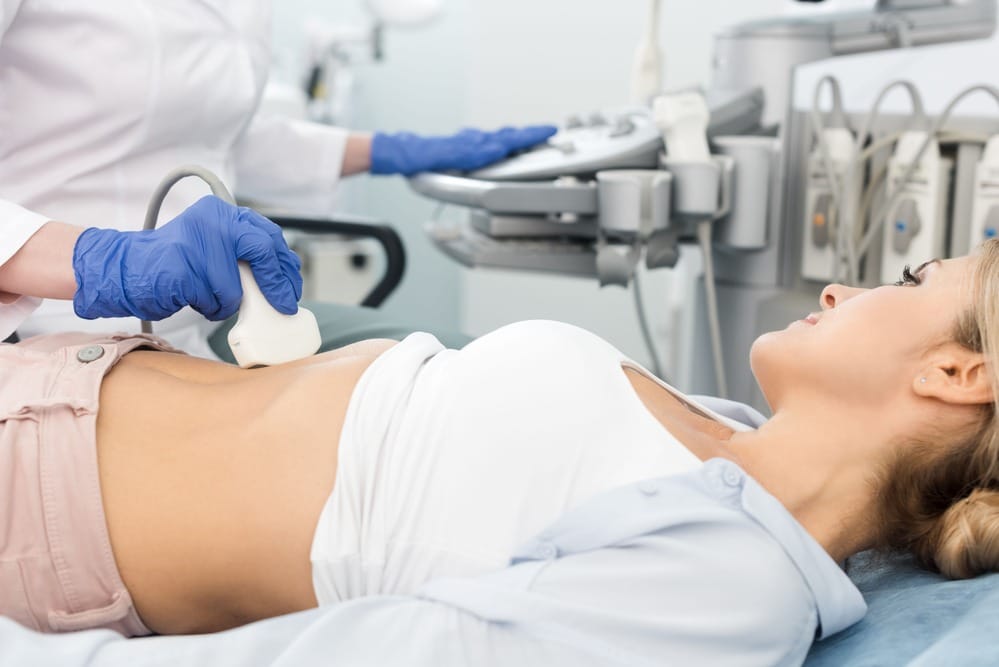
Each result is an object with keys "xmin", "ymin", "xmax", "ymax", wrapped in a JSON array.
[{"xmin": 0, "ymin": 332, "xmax": 178, "ymax": 636}]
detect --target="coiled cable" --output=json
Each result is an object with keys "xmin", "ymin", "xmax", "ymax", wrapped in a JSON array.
[{"xmin": 140, "ymin": 165, "xmax": 236, "ymax": 334}]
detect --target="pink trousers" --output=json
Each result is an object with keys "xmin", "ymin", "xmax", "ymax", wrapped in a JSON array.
[{"xmin": 1, "ymin": 332, "xmax": 179, "ymax": 636}]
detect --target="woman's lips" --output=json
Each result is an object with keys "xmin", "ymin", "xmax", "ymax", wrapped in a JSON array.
[{"xmin": 802, "ymin": 313, "xmax": 820, "ymax": 325}]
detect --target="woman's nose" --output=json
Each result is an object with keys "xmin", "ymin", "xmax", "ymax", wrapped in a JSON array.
[{"xmin": 820, "ymin": 283, "xmax": 865, "ymax": 310}]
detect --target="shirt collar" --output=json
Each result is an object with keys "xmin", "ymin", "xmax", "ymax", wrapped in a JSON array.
[
  {"xmin": 511, "ymin": 458, "xmax": 867, "ymax": 640},
  {"xmin": 729, "ymin": 460, "xmax": 868, "ymax": 638}
]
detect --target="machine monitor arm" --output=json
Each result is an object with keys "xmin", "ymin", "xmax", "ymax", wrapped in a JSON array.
[
  {"xmin": 840, "ymin": 0, "xmax": 996, "ymax": 53},
  {"xmin": 712, "ymin": 0, "xmax": 997, "ymax": 126}
]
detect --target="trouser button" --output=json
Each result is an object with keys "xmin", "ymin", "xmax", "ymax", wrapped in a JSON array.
[{"xmin": 77, "ymin": 345, "xmax": 105, "ymax": 363}]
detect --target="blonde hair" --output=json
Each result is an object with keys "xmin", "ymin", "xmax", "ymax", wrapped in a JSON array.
[{"xmin": 872, "ymin": 239, "xmax": 999, "ymax": 579}]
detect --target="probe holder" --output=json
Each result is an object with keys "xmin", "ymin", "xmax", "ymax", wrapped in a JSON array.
[
  {"xmin": 659, "ymin": 154, "xmax": 735, "ymax": 222},
  {"xmin": 594, "ymin": 169, "xmax": 674, "ymax": 286}
]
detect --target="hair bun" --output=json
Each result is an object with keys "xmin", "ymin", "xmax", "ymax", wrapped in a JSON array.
[{"xmin": 930, "ymin": 488, "xmax": 999, "ymax": 579}]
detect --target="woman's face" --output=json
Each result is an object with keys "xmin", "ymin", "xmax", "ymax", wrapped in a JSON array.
[{"xmin": 751, "ymin": 256, "xmax": 977, "ymax": 411}]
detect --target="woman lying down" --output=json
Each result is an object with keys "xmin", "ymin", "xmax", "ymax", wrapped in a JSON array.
[{"xmin": 4, "ymin": 244, "xmax": 999, "ymax": 664}]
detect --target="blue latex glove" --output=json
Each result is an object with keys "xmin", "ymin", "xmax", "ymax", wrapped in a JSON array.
[
  {"xmin": 370, "ymin": 125, "xmax": 558, "ymax": 176},
  {"xmin": 72, "ymin": 196, "xmax": 303, "ymax": 322}
]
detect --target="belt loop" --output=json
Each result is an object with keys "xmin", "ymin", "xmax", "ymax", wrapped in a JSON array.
[{"xmin": 2, "ymin": 397, "xmax": 99, "ymax": 420}]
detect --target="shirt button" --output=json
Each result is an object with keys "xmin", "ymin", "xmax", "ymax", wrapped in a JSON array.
[
  {"xmin": 536, "ymin": 542, "xmax": 559, "ymax": 560},
  {"xmin": 76, "ymin": 345, "xmax": 105, "ymax": 363},
  {"xmin": 638, "ymin": 480, "xmax": 660, "ymax": 496},
  {"xmin": 723, "ymin": 468, "xmax": 743, "ymax": 487}
]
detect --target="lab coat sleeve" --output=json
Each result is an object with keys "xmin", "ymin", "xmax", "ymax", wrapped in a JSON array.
[
  {"xmin": 0, "ymin": 1, "xmax": 53, "ymax": 340},
  {"xmin": 230, "ymin": 113, "xmax": 351, "ymax": 213},
  {"xmin": 0, "ymin": 199, "xmax": 54, "ymax": 340},
  {"xmin": 0, "ymin": 0, "xmax": 24, "ymax": 37}
]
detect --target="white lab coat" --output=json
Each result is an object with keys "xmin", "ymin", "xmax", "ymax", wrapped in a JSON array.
[{"xmin": 0, "ymin": 0, "xmax": 350, "ymax": 355}]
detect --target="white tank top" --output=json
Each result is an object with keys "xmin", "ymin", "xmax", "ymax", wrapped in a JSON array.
[{"xmin": 311, "ymin": 320, "xmax": 754, "ymax": 603}]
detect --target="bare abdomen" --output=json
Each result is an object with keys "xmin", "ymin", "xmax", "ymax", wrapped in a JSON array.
[{"xmin": 96, "ymin": 345, "xmax": 389, "ymax": 633}]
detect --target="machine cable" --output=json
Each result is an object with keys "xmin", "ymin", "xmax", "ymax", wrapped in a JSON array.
[
  {"xmin": 854, "ymin": 84, "xmax": 999, "ymax": 269},
  {"xmin": 696, "ymin": 219, "xmax": 726, "ymax": 398},
  {"xmin": 632, "ymin": 266, "xmax": 666, "ymax": 380}
]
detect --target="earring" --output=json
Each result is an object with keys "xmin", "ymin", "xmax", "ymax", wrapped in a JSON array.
[{"xmin": 920, "ymin": 377, "xmax": 928, "ymax": 384}]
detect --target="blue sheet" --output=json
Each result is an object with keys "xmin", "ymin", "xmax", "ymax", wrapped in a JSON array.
[{"xmin": 805, "ymin": 551, "xmax": 999, "ymax": 666}]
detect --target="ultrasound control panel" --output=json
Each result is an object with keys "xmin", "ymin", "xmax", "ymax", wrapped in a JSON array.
[{"xmin": 470, "ymin": 107, "xmax": 663, "ymax": 181}]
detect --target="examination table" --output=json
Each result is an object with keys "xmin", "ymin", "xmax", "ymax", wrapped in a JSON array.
[{"xmin": 804, "ymin": 550, "xmax": 999, "ymax": 666}]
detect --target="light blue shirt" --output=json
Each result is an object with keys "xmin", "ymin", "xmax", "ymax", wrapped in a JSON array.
[{"xmin": 0, "ymin": 458, "xmax": 865, "ymax": 667}]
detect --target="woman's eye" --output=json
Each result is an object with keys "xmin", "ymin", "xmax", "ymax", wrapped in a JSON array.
[{"xmin": 895, "ymin": 265, "xmax": 922, "ymax": 287}]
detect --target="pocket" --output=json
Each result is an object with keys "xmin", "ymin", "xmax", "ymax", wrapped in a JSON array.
[
  {"xmin": 0, "ymin": 560, "xmax": 42, "ymax": 631},
  {"xmin": 47, "ymin": 591, "xmax": 132, "ymax": 632}
]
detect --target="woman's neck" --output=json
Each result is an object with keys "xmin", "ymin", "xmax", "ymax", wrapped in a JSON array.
[
  {"xmin": 725, "ymin": 407, "xmax": 889, "ymax": 562},
  {"xmin": 627, "ymin": 368, "xmax": 886, "ymax": 561}
]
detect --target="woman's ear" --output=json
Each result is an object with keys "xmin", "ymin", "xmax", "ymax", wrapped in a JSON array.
[{"xmin": 914, "ymin": 343, "xmax": 993, "ymax": 405}]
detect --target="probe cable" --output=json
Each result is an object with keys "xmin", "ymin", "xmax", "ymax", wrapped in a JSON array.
[{"xmin": 140, "ymin": 165, "xmax": 237, "ymax": 334}]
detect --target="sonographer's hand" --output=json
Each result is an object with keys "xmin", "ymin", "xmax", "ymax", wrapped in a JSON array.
[
  {"xmin": 369, "ymin": 125, "xmax": 557, "ymax": 176},
  {"xmin": 72, "ymin": 196, "xmax": 303, "ymax": 321}
]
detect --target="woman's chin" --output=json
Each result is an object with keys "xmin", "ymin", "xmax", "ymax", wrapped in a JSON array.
[
  {"xmin": 748, "ymin": 332, "xmax": 790, "ymax": 408},
  {"xmin": 750, "ymin": 330, "xmax": 782, "ymax": 362}
]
